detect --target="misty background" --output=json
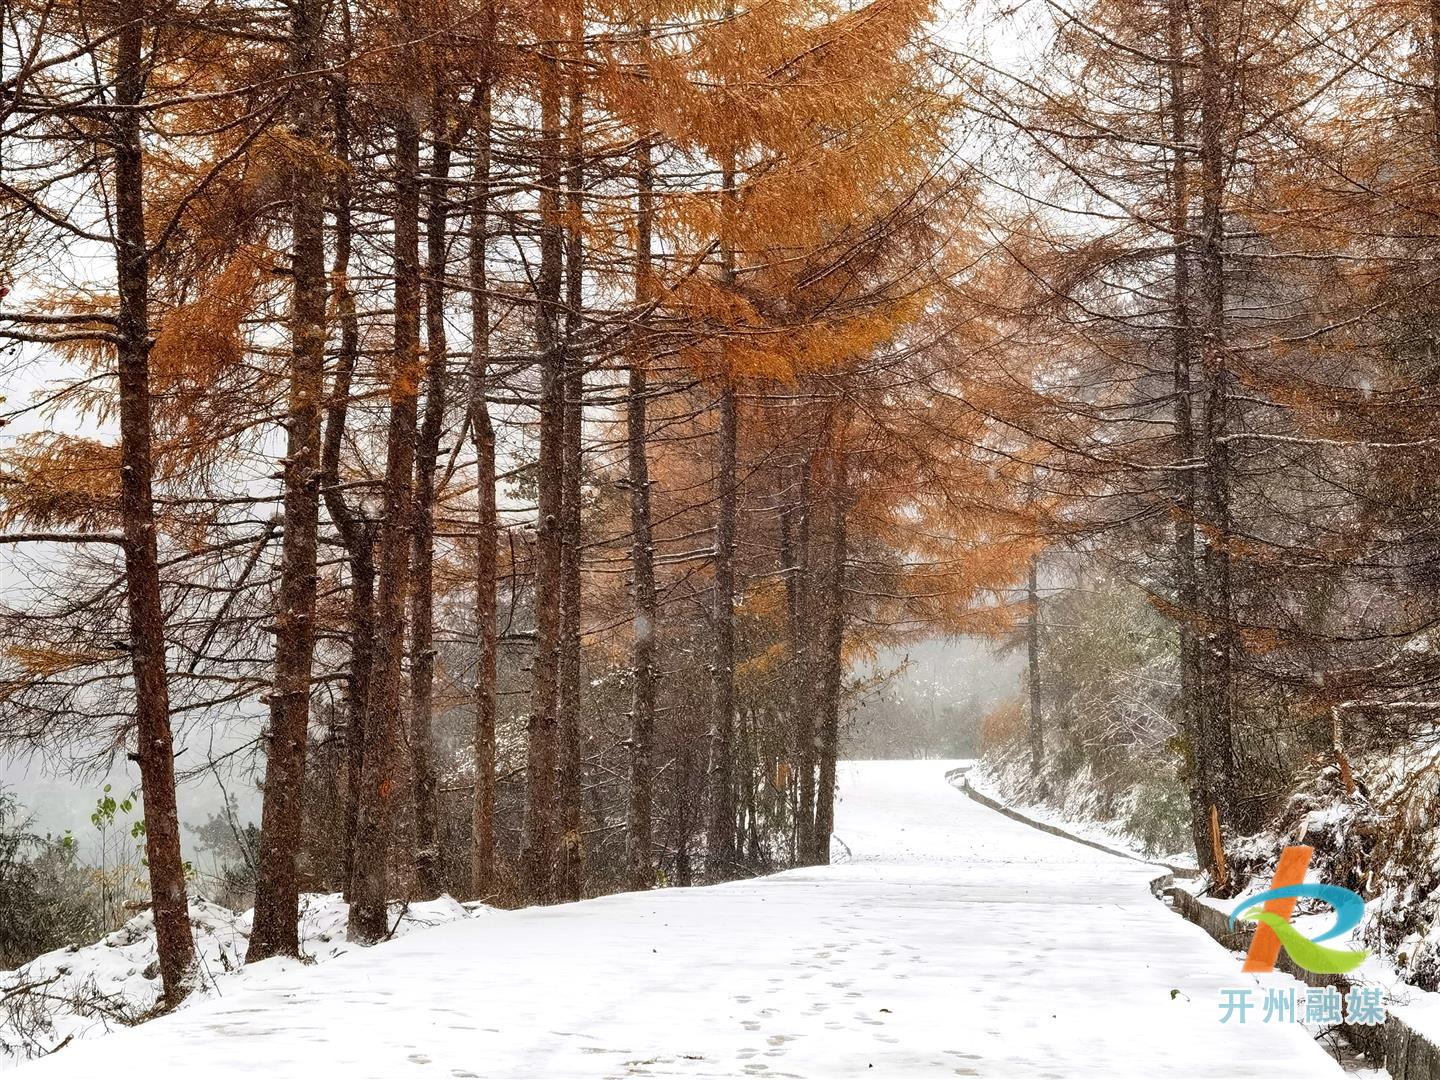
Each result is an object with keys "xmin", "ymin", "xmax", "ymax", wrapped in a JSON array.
[{"xmin": 0, "ymin": 636, "xmax": 1019, "ymax": 858}]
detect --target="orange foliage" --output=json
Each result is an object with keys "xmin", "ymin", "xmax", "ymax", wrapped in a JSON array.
[{"xmin": 0, "ymin": 434, "xmax": 120, "ymax": 531}]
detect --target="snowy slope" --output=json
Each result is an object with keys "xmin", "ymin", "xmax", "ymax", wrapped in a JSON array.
[
  {"xmin": 20, "ymin": 760, "xmax": 1343, "ymax": 1079},
  {"xmin": 0, "ymin": 893, "xmax": 481, "ymax": 1065}
]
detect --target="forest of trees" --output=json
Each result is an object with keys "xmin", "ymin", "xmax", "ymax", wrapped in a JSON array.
[
  {"xmin": 0, "ymin": 0, "xmax": 1037, "ymax": 1005},
  {"xmin": 970, "ymin": 0, "xmax": 1440, "ymax": 904},
  {"xmin": 6, "ymin": 0, "xmax": 1440, "ymax": 1012}
]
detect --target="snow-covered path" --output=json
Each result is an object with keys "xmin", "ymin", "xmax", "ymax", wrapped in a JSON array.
[{"xmin": 26, "ymin": 761, "xmax": 1341, "ymax": 1079}]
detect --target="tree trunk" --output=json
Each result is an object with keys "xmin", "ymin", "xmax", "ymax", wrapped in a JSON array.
[
  {"xmin": 557, "ymin": 35, "xmax": 586, "ymax": 901},
  {"xmin": 1166, "ymin": 0, "xmax": 1212, "ymax": 880},
  {"xmin": 522, "ymin": 18, "xmax": 566, "ymax": 904},
  {"xmin": 1194, "ymin": 0, "xmax": 1236, "ymax": 868},
  {"xmin": 248, "ymin": 0, "xmax": 328, "ymax": 962},
  {"xmin": 675, "ymin": 738, "xmax": 695, "ymax": 887},
  {"xmin": 114, "ymin": 14, "xmax": 195, "ymax": 1006},
  {"xmin": 741, "ymin": 708, "xmax": 761, "ymax": 867},
  {"xmin": 705, "ymin": 95, "xmax": 742, "ymax": 878},
  {"xmin": 321, "ymin": 14, "xmax": 376, "ymax": 898},
  {"xmin": 409, "ymin": 92, "xmax": 453, "ymax": 901},
  {"xmin": 706, "ymin": 382, "xmax": 738, "ymax": 879},
  {"xmin": 624, "ymin": 122, "xmax": 657, "ymax": 892},
  {"xmin": 808, "ymin": 442, "xmax": 848, "ymax": 867},
  {"xmin": 788, "ymin": 457, "xmax": 816, "ymax": 862},
  {"xmin": 468, "ymin": 73, "xmax": 499, "ymax": 902},
  {"xmin": 348, "ymin": 107, "xmax": 422, "ymax": 943},
  {"xmin": 1025, "ymin": 554, "xmax": 1043, "ymax": 779},
  {"xmin": 340, "ymin": 548, "xmax": 375, "ymax": 895}
]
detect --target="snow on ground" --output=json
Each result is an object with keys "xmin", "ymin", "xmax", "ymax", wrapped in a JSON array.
[
  {"xmin": 19, "ymin": 761, "xmax": 1342, "ymax": 1078},
  {"xmin": 0, "ymin": 892, "xmax": 480, "ymax": 1066}
]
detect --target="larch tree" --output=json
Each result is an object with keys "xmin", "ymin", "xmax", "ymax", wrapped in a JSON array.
[
  {"xmin": 247, "ymin": 0, "xmax": 333, "ymax": 963},
  {"xmin": 348, "ymin": 0, "xmax": 427, "ymax": 942}
]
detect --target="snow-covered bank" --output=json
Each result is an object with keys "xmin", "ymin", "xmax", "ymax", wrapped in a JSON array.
[
  {"xmin": 969, "ymin": 753, "xmax": 1198, "ymax": 873},
  {"xmin": 951, "ymin": 762, "xmax": 1193, "ymax": 874},
  {"xmin": 0, "ymin": 892, "xmax": 481, "ymax": 1067},
  {"xmin": 18, "ymin": 760, "xmax": 1342, "ymax": 1079}
]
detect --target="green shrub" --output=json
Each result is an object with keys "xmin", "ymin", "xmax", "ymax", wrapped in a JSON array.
[
  {"xmin": 1124, "ymin": 776, "xmax": 1192, "ymax": 857},
  {"xmin": 0, "ymin": 789, "xmax": 103, "ymax": 969}
]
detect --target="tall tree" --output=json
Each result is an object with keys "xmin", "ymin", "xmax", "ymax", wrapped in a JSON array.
[
  {"xmin": 522, "ymin": 0, "xmax": 568, "ymax": 903},
  {"xmin": 468, "ymin": 58, "xmax": 500, "ymax": 901},
  {"xmin": 248, "ymin": 0, "xmax": 331, "ymax": 962},
  {"xmin": 1026, "ymin": 555, "xmax": 1043, "ymax": 778},
  {"xmin": 1191, "ymin": 0, "xmax": 1238, "ymax": 879},
  {"xmin": 410, "ymin": 83, "xmax": 455, "ymax": 902},
  {"xmin": 348, "ymin": 1, "xmax": 424, "ymax": 939},
  {"xmin": 112, "ymin": 7, "xmax": 195, "ymax": 1002},
  {"xmin": 557, "ymin": 5, "xmax": 588, "ymax": 899},
  {"xmin": 807, "ymin": 418, "xmax": 849, "ymax": 865},
  {"xmin": 624, "ymin": 70, "xmax": 658, "ymax": 889},
  {"xmin": 322, "ymin": 28, "xmax": 378, "ymax": 897}
]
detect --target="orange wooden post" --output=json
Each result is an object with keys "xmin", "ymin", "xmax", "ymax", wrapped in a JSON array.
[
  {"xmin": 1209, "ymin": 805, "xmax": 1228, "ymax": 889},
  {"xmin": 1242, "ymin": 845, "xmax": 1313, "ymax": 973}
]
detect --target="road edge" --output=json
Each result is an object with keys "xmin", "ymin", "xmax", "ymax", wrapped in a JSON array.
[
  {"xmin": 947, "ymin": 763, "xmax": 1433, "ymax": 1078},
  {"xmin": 944, "ymin": 765, "xmax": 1191, "ymax": 879}
]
